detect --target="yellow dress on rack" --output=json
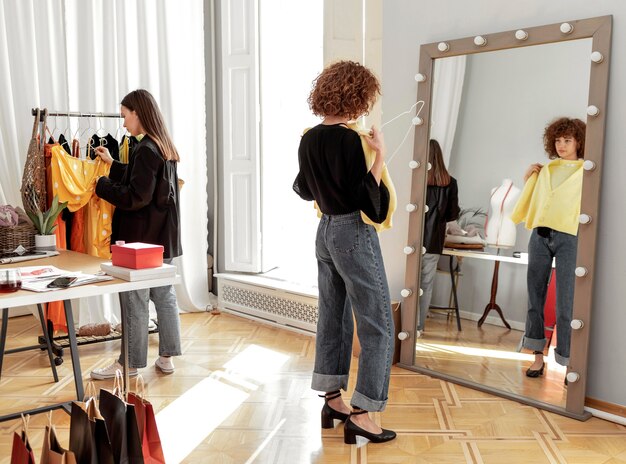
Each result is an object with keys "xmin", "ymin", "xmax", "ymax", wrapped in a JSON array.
[{"xmin": 49, "ymin": 145, "xmax": 115, "ymax": 258}]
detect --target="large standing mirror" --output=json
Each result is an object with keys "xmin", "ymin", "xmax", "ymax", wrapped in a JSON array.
[{"xmin": 398, "ymin": 16, "xmax": 611, "ymax": 420}]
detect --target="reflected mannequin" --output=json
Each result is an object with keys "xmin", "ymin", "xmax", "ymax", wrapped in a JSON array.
[{"xmin": 485, "ymin": 179, "xmax": 520, "ymax": 249}]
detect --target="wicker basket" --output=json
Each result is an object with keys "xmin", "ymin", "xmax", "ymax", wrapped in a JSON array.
[{"xmin": 0, "ymin": 222, "xmax": 37, "ymax": 252}]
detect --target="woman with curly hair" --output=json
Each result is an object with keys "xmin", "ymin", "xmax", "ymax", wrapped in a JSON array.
[
  {"xmin": 511, "ymin": 117, "xmax": 586, "ymax": 379},
  {"xmin": 293, "ymin": 61, "xmax": 396, "ymax": 444}
]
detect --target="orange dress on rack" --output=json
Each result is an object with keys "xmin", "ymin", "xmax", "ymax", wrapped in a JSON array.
[
  {"xmin": 49, "ymin": 145, "xmax": 114, "ymax": 258},
  {"xmin": 43, "ymin": 140, "xmax": 68, "ymax": 333}
]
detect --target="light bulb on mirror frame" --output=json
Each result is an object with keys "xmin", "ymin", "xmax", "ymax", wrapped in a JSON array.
[
  {"xmin": 409, "ymin": 160, "xmax": 421, "ymax": 169},
  {"xmin": 587, "ymin": 105, "xmax": 600, "ymax": 116},
  {"xmin": 560, "ymin": 22, "xmax": 574, "ymax": 34},
  {"xmin": 403, "ymin": 246, "xmax": 416, "ymax": 255},
  {"xmin": 414, "ymin": 73, "xmax": 426, "ymax": 82},
  {"xmin": 575, "ymin": 266, "xmax": 588, "ymax": 277},
  {"xmin": 412, "ymin": 116, "xmax": 424, "ymax": 126},
  {"xmin": 590, "ymin": 51, "xmax": 604, "ymax": 63},
  {"xmin": 579, "ymin": 214, "xmax": 592, "ymax": 224},
  {"xmin": 566, "ymin": 372, "xmax": 580, "ymax": 383},
  {"xmin": 437, "ymin": 42, "xmax": 449, "ymax": 52},
  {"xmin": 406, "ymin": 203, "xmax": 418, "ymax": 213},
  {"xmin": 570, "ymin": 319, "xmax": 585, "ymax": 330},
  {"xmin": 515, "ymin": 29, "xmax": 528, "ymax": 40},
  {"xmin": 583, "ymin": 160, "xmax": 596, "ymax": 171},
  {"xmin": 474, "ymin": 35, "xmax": 487, "ymax": 46},
  {"xmin": 400, "ymin": 288, "xmax": 412, "ymax": 298}
]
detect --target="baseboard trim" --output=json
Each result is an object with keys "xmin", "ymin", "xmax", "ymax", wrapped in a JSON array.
[{"xmin": 585, "ymin": 397, "xmax": 626, "ymax": 425}]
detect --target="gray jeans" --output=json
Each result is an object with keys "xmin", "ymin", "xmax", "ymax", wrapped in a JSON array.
[
  {"xmin": 522, "ymin": 228, "xmax": 577, "ymax": 366},
  {"xmin": 117, "ymin": 260, "xmax": 182, "ymax": 368},
  {"xmin": 418, "ymin": 253, "xmax": 440, "ymax": 331},
  {"xmin": 312, "ymin": 212, "xmax": 394, "ymax": 412}
]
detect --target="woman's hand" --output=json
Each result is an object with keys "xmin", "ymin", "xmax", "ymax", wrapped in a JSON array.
[
  {"xmin": 524, "ymin": 163, "xmax": 543, "ymax": 182},
  {"xmin": 365, "ymin": 125, "xmax": 386, "ymax": 184},
  {"xmin": 95, "ymin": 146, "xmax": 114, "ymax": 165},
  {"xmin": 364, "ymin": 125, "xmax": 386, "ymax": 161}
]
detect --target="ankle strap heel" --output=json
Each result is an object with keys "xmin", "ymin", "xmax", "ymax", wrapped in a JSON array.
[
  {"xmin": 320, "ymin": 391, "xmax": 349, "ymax": 429},
  {"xmin": 343, "ymin": 408, "xmax": 397, "ymax": 445}
]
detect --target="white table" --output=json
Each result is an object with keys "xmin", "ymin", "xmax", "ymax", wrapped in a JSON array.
[
  {"xmin": 0, "ymin": 250, "xmax": 180, "ymax": 422},
  {"xmin": 442, "ymin": 248, "xmax": 528, "ymax": 329}
]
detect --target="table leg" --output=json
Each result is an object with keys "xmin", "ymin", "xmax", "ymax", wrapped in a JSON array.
[
  {"xmin": 448, "ymin": 256, "xmax": 462, "ymax": 331},
  {"xmin": 63, "ymin": 300, "xmax": 84, "ymax": 400},
  {"xmin": 119, "ymin": 293, "xmax": 129, "ymax": 398},
  {"xmin": 37, "ymin": 304, "xmax": 59, "ymax": 382},
  {"xmin": 478, "ymin": 261, "xmax": 511, "ymax": 329},
  {"xmin": 0, "ymin": 308, "xmax": 8, "ymax": 378}
]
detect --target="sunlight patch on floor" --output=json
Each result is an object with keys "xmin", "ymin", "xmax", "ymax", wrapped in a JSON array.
[{"xmin": 157, "ymin": 344, "xmax": 290, "ymax": 463}]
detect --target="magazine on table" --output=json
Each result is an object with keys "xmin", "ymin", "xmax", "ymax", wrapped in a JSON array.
[{"xmin": 17, "ymin": 265, "xmax": 113, "ymax": 292}]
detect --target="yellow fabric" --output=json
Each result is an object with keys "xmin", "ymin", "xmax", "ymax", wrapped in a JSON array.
[
  {"xmin": 510, "ymin": 158, "xmax": 583, "ymax": 235},
  {"xmin": 119, "ymin": 136, "xmax": 130, "ymax": 164},
  {"xmin": 309, "ymin": 123, "xmax": 397, "ymax": 232},
  {"xmin": 50, "ymin": 145, "xmax": 115, "ymax": 258}
]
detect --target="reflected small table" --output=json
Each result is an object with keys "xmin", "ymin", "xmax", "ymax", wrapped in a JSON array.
[{"xmin": 442, "ymin": 248, "xmax": 528, "ymax": 329}]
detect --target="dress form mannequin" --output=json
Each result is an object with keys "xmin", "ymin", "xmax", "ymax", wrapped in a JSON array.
[
  {"xmin": 478, "ymin": 179, "xmax": 521, "ymax": 329},
  {"xmin": 485, "ymin": 178, "xmax": 521, "ymax": 248}
]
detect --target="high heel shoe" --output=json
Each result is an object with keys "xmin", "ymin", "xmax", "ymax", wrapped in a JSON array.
[
  {"xmin": 343, "ymin": 409, "xmax": 397, "ymax": 444},
  {"xmin": 525, "ymin": 362, "xmax": 545, "ymax": 377},
  {"xmin": 320, "ymin": 391, "xmax": 349, "ymax": 429}
]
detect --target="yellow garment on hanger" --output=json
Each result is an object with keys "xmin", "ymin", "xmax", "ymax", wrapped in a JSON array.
[
  {"xmin": 50, "ymin": 145, "xmax": 114, "ymax": 258},
  {"xmin": 309, "ymin": 123, "xmax": 397, "ymax": 232},
  {"xmin": 119, "ymin": 136, "xmax": 129, "ymax": 164}
]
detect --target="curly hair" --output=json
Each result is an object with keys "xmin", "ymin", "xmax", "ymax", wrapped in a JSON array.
[
  {"xmin": 543, "ymin": 117, "xmax": 586, "ymax": 159},
  {"xmin": 307, "ymin": 61, "xmax": 381, "ymax": 120}
]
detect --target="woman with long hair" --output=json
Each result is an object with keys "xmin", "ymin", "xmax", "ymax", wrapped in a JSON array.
[
  {"xmin": 90, "ymin": 89, "xmax": 183, "ymax": 379},
  {"xmin": 418, "ymin": 139, "xmax": 460, "ymax": 334}
]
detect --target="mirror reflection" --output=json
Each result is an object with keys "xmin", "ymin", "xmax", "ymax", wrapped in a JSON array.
[{"xmin": 414, "ymin": 38, "xmax": 592, "ymax": 408}]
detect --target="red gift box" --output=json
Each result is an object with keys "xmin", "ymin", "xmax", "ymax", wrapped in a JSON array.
[{"xmin": 110, "ymin": 242, "xmax": 164, "ymax": 269}]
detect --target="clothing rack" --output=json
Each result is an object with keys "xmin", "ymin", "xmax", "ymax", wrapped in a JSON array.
[{"xmin": 31, "ymin": 108, "xmax": 122, "ymax": 120}]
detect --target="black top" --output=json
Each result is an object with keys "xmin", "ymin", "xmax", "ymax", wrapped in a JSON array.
[
  {"xmin": 423, "ymin": 178, "xmax": 460, "ymax": 254},
  {"xmin": 293, "ymin": 124, "xmax": 390, "ymax": 223},
  {"xmin": 95, "ymin": 135, "xmax": 182, "ymax": 259}
]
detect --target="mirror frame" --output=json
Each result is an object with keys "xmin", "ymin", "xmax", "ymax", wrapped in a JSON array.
[{"xmin": 398, "ymin": 15, "xmax": 612, "ymax": 420}]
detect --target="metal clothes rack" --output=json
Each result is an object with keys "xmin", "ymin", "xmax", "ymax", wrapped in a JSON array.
[{"xmin": 31, "ymin": 108, "xmax": 122, "ymax": 120}]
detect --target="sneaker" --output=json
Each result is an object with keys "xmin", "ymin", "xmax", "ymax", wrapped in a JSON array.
[
  {"xmin": 90, "ymin": 361, "xmax": 138, "ymax": 380},
  {"xmin": 155, "ymin": 356, "xmax": 175, "ymax": 374}
]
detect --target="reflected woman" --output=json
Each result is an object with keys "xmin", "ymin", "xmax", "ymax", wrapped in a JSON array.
[
  {"xmin": 511, "ymin": 117, "xmax": 586, "ymax": 378},
  {"xmin": 418, "ymin": 139, "xmax": 460, "ymax": 334}
]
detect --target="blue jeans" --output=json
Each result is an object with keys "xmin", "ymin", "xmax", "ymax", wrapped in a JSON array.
[
  {"xmin": 312, "ymin": 212, "xmax": 394, "ymax": 412},
  {"xmin": 418, "ymin": 253, "xmax": 440, "ymax": 331},
  {"xmin": 118, "ymin": 260, "xmax": 182, "ymax": 368},
  {"xmin": 523, "ymin": 228, "xmax": 577, "ymax": 366}
]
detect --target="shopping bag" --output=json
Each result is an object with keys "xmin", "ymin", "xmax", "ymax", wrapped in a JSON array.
[
  {"xmin": 41, "ymin": 412, "xmax": 77, "ymax": 464},
  {"xmin": 98, "ymin": 371, "xmax": 144, "ymax": 464},
  {"xmin": 69, "ymin": 382, "xmax": 115, "ymax": 464},
  {"xmin": 126, "ymin": 376, "xmax": 166, "ymax": 464},
  {"xmin": 10, "ymin": 414, "xmax": 36, "ymax": 464}
]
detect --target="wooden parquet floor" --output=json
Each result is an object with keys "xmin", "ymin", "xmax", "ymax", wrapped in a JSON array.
[{"xmin": 1, "ymin": 312, "xmax": 625, "ymax": 463}]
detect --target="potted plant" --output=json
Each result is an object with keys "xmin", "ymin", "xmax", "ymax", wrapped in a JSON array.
[{"xmin": 26, "ymin": 195, "xmax": 68, "ymax": 251}]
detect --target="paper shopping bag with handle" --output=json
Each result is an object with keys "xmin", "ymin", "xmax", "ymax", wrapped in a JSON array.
[
  {"xmin": 98, "ymin": 370, "xmax": 144, "ymax": 463},
  {"xmin": 69, "ymin": 382, "xmax": 115, "ymax": 464},
  {"xmin": 126, "ymin": 376, "xmax": 166, "ymax": 464},
  {"xmin": 40, "ymin": 412, "xmax": 77, "ymax": 464},
  {"xmin": 10, "ymin": 414, "xmax": 36, "ymax": 464}
]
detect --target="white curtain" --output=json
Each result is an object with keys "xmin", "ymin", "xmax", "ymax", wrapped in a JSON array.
[
  {"xmin": 430, "ymin": 55, "xmax": 466, "ymax": 166},
  {"xmin": 0, "ymin": 0, "xmax": 211, "ymax": 317}
]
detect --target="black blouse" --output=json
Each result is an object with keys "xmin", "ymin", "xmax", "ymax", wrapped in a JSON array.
[
  {"xmin": 423, "ymin": 178, "xmax": 460, "ymax": 254},
  {"xmin": 293, "ymin": 124, "xmax": 390, "ymax": 223}
]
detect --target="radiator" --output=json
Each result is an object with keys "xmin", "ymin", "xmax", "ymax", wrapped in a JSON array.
[{"xmin": 216, "ymin": 274, "xmax": 318, "ymax": 333}]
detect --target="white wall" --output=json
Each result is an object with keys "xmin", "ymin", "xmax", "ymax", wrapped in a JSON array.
[{"xmin": 382, "ymin": 0, "xmax": 625, "ymax": 407}]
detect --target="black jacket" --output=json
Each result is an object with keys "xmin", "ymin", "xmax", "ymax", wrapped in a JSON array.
[
  {"xmin": 423, "ymin": 177, "xmax": 460, "ymax": 254},
  {"xmin": 95, "ymin": 135, "xmax": 182, "ymax": 259}
]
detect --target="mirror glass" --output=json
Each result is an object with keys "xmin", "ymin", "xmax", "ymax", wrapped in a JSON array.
[{"xmin": 413, "ymin": 38, "xmax": 592, "ymax": 408}]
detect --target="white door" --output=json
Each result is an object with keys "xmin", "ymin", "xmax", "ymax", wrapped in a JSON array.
[{"xmin": 220, "ymin": 0, "xmax": 262, "ymax": 272}]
